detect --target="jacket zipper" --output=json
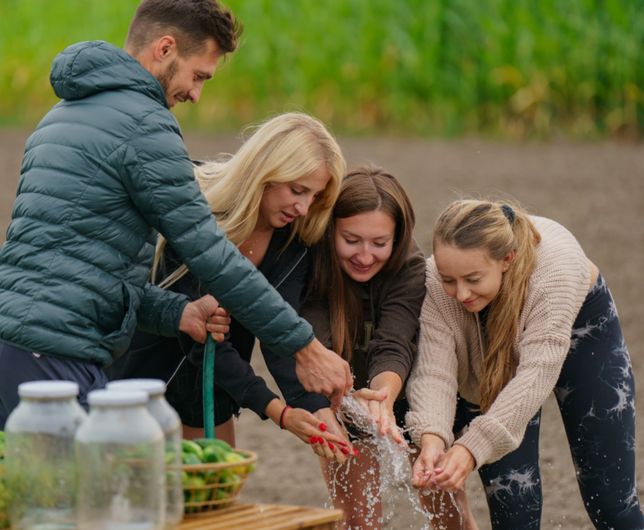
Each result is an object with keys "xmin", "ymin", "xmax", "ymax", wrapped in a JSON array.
[{"xmin": 273, "ymin": 247, "xmax": 307, "ymax": 290}]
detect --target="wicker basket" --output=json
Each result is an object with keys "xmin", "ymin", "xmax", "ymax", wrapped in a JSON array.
[{"xmin": 181, "ymin": 449, "xmax": 257, "ymax": 516}]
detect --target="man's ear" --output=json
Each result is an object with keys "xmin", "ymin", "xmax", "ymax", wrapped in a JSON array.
[{"xmin": 152, "ymin": 35, "xmax": 178, "ymax": 63}]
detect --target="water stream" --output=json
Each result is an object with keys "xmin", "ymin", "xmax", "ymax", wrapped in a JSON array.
[{"xmin": 322, "ymin": 395, "xmax": 464, "ymax": 530}]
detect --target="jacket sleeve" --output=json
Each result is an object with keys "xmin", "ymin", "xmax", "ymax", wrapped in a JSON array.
[
  {"xmin": 135, "ymin": 282, "xmax": 189, "ymax": 337},
  {"xmin": 261, "ymin": 249, "xmax": 330, "ymax": 412},
  {"xmin": 367, "ymin": 243, "xmax": 426, "ymax": 384},
  {"xmin": 121, "ymin": 114, "xmax": 314, "ymax": 357},
  {"xmin": 123, "ymin": 233, "xmax": 188, "ymax": 337}
]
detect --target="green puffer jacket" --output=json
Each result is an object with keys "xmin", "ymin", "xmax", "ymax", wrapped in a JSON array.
[{"xmin": 0, "ymin": 41, "xmax": 314, "ymax": 366}]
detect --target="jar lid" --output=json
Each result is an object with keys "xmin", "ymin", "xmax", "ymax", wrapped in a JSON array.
[
  {"xmin": 18, "ymin": 380, "xmax": 79, "ymax": 399},
  {"xmin": 88, "ymin": 389, "xmax": 148, "ymax": 407},
  {"xmin": 106, "ymin": 378, "xmax": 166, "ymax": 397}
]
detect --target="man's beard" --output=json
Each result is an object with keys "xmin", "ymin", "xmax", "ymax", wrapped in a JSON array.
[{"xmin": 157, "ymin": 59, "xmax": 178, "ymax": 99}]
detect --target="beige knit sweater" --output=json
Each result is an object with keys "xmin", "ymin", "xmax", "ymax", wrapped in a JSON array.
[{"xmin": 406, "ymin": 216, "xmax": 591, "ymax": 467}]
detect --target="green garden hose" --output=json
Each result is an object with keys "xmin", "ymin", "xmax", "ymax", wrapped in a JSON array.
[{"xmin": 202, "ymin": 335, "xmax": 216, "ymax": 439}]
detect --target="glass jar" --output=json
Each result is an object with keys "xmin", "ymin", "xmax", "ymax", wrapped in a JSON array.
[
  {"xmin": 75, "ymin": 389, "xmax": 165, "ymax": 530},
  {"xmin": 5, "ymin": 380, "xmax": 87, "ymax": 530},
  {"xmin": 106, "ymin": 380, "xmax": 183, "ymax": 528}
]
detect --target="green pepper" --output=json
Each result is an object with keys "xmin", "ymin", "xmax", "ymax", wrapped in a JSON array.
[
  {"xmin": 224, "ymin": 474, "xmax": 242, "ymax": 495},
  {"xmin": 184, "ymin": 476, "xmax": 208, "ymax": 504},
  {"xmin": 182, "ymin": 452, "xmax": 201, "ymax": 466},
  {"xmin": 194, "ymin": 438, "xmax": 232, "ymax": 453},
  {"xmin": 212, "ymin": 486, "xmax": 230, "ymax": 501},
  {"xmin": 202, "ymin": 444, "xmax": 227, "ymax": 463},
  {"xmin": 181, "ymin": 440, "xmax": 204, "ymax": 462}
]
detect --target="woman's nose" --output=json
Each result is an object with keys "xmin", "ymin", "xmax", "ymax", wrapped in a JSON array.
[
  {"xmin": 294, "ymin": 196, "xmax": 314, "ymax": 216},
  {"xmin": 355, "ymin": 246, "xmax": 375, "ymax": 265},
  {"xmin": 456, "ymin": 283, "xmax": 471, "ymax": 302}
]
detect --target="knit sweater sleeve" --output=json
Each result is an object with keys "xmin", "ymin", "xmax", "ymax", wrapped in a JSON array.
[
  {"xmin": 456, "ymin": 217, "xmax": 590, "ymax": 467},
  {"xmin": 405, "ymin": 258, "xmax": 459, "ymax": 448}
]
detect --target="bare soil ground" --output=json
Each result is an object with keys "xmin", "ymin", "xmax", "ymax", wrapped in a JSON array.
[{"xmin": 1, "ymin": 129, "xmax": 642, "ymax": 529}]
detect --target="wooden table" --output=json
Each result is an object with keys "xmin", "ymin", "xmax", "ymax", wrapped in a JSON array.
[{"xmin": 178, "ymin": 503, "xmax": 343, "ymax": 530}]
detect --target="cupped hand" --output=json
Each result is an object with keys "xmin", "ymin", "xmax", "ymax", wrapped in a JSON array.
[
  {"xmin": 411, "ymin": 434, "xmax": 446, "ymax": 489},
  {"xmin": 431, "ymin": 444, "xmax": 476, "ymax": 492},
  {"xmin": 311, "ymin": 408, "xmax": 354, "ymax": 464},
  {"xmin": 351, "ymin": 388, "xmax": 403, "ymax": 444}
]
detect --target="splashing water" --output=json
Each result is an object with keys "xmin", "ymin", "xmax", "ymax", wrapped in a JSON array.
[{"xmin": 324, "ymin": 394, "xmax": 464, "ymax": 530}]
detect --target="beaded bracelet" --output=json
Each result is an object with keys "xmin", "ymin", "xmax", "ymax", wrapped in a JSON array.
[{"xmin": 279, "ymin": 405, "xmax": 293, "ymax": 430}]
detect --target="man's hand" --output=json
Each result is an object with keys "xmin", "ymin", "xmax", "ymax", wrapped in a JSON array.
[
  {"xmin": 206, "ymin": 306, "xmax": 230, "ymax": 342},
  {"xmin": 178, "ymin": 295, "xmax": 230, "ymax": 343},
  {"xmin": 295, "ymin": 339, "xmax": 352, "ymax": 408}
]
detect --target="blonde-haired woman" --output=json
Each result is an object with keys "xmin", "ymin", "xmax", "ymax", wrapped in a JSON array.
[
  {"xmin": 406, "ymin": 199, "xmax": 643, "ymax": 529},
  {"xmin": 111, "ymin": 112, "xmax": 352, "ymax": 458}
]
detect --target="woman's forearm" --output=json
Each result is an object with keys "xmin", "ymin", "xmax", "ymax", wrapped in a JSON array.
[{"xmin": 370, "ymin": 371, "xmax": 403, "ymax": 407}]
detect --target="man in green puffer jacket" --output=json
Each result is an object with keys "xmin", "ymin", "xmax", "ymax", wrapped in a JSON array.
[{"xmin": 0, "ymin": 0, "xmax": 351, "ymax": 426}]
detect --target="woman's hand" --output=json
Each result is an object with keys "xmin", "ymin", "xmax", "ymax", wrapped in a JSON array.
[
  {"xmin": 411, "ymin": 434, "xmax": 446, "ymax": 489},
  {"xmin": 351, "ymin": 388, "xmax": 404, "ymax": 444},
  {"xmin": 431, "ymin": 444, "xmax": 476, "ymax": 492},
  {"xmin": 312, "ymin": 408, "xmax": 354, "ymax": 464},
  {"xmin": 265, "ymin": 400, "xmax": 353, "ymax": 464}
]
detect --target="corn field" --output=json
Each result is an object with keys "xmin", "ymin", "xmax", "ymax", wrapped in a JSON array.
[{"xmin": 0, "ymin": 0, "xmax": 641, "ymax": 138}]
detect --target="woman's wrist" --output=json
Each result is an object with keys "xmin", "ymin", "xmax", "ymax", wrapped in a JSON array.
[
  {"xmin": 421, "ymin": 433, "xmax": 446, "ymax": 450},
  {"xmin": 453, "ymin": 443, "xmax": 477, "ymax": 470},
  {"xmin": 369, "ymin": 371, "xmax": 402, "ymax": 407},
  {"xmin": 279, "ymin": 405, "xmax": 293, "ymax": 430},
  {"xmin": 265, "ymin": 398, "xmax": 286, "ymax": 426}
]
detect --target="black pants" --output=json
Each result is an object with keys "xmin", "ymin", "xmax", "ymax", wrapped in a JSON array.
[
  {"xmin": 0, "ymin": 343, "xmax": 108, "ymax": 429},
  {"xmin": 455, "ymin": 276, "xmax": 644, "ymax": 529}
]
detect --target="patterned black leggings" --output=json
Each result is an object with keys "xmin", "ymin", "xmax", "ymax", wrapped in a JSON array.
[{"xmin": 455, "ymin": 275, "xmax": 644, "ymax": 529}]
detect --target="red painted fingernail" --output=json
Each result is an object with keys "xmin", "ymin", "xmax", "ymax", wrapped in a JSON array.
[
  {"xmin": 341, "ymin": 447, "xmax": 350, "ymax": 455},
  {"xmin": 308, "ymin": 436, "xmax": 317, "ymax": 444},
  {"xmin": 353, "ymin": 448, "xmax": 359, "ymax": 456},
  {"xmin": 328, "ymin": 442, "xmax": 335, "ymax": 450},
  {"xmin": 319, "ymin": 423, "xmax": 327, "ymax": 431},
  {"xmin": 316, "ymin": 437, "xmax": 324, "ymax": 444},
  {"xmin": 336, "ymin": 440, "xmax": 348, "ymax": 446}
]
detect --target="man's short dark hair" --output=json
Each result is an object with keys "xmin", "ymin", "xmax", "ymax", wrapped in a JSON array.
[{"xmin": 126, "ymin": 0, "xmax": 242, "ymax": 56}]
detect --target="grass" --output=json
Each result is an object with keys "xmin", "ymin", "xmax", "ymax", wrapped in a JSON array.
[{"xmin": 0, "ymin": 0, "xmax": 641, "ymax": 138}]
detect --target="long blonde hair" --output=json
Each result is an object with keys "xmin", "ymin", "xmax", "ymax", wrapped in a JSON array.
[
  {"xmin": 152, "ymin": 112, "xmax": 346, "ymax": 287},
  {"xmin": 309, "ymin": 165, "xmax": 416, "ymax": 360},
  {"xmin": 433, "ymin": 199, "xmax": 541, "ymax": 411}
]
